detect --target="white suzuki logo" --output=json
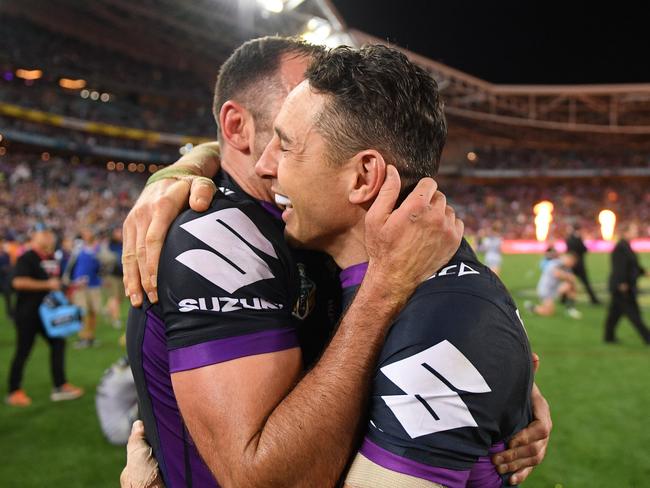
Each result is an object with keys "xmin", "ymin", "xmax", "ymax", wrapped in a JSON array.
[
  {"xmin": 176, "ymin": 208, "xmax": 277, "ymax": 294},
  {"xmin": 380, "ymin": 340, "xmax": 491, "ymax": 438}
]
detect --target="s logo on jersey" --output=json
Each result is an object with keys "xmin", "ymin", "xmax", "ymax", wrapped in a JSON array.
[
  {"xmin": 176, "ymin": 209, "xmax": 278, "ymax": 293},
  {"xmin": 379, "ymin": 340, "xmax": 491, "ymax": 438}
]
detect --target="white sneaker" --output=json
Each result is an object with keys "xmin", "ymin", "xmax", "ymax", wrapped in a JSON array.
[{"xmin": 50, "ymin": 383, "xmax": 84, "ymax": 402}]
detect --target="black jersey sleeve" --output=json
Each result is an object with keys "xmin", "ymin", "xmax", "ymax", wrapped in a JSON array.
[
  {"xmin": 359, "ymin": 287, "xmax": 533, "ymax": 487},
  {"xmin": 157, "ymin": 197, "xmax": 298, "ymax": 373}
]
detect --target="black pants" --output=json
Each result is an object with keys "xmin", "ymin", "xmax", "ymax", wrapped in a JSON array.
[
  {"xmin": 573, "ymin": 261, "xmax": 600, "ymax": 304},
  {"xmin": 603, "ymin": 290, "xmax": 650, "ymax": 343},
  {"xmin": 8, "ymin": 312, "xmax": 66, "ymax": 393}
]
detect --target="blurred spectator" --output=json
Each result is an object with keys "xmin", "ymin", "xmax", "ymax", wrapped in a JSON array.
[
  {"xmin": 0, "ymin": 237, "xmax": 12, "ymax": 319},
  {"xmin": 603, "ymin": 223, "xmax": 650, "ymax": 345},
  {"xmin": 103, "ymin": 227, "xmax": 125, "ymax": 329},
  {"xmin": 6, "ymin": 225, "xmax": 84, "ymax": 407},
  {"xmin": 566, "ymin": 224, "xmax": 601, "ymax": 305},
  {"xmin": 70, "ymin": 227, "xmax": 103, "ymax": 349},
  {"xmin": 478, "ymin": 222, "xmax": 503, "ymax": 276}
]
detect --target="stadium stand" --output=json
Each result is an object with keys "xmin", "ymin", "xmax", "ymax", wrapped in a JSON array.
[{"xmin": 0, "ymin": 152, "xmax": 145, "ymax": 243}]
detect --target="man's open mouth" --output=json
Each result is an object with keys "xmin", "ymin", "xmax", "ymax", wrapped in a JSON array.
[{"xmin": 274, "ymin": 193, "xmax": 293, "ymax": 210}]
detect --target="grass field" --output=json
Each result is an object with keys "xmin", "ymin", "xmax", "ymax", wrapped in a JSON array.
[{"xmin": 1, "ymin": 252, "xmax": 649, "ymax": 487}]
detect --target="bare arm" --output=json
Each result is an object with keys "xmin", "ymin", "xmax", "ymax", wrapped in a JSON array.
[
  {"xmin": 553, "ymin": 267, "xmax": 575, "ymax": 283},
  {"xmin": 12, "ymin": 276, "xmax": 59, "ymax": 292},
  {"xmin": 173, "ymin": 170, "xmax": 463, "ymax": 488},
  {"xmin": 122, "ymin": 142, "xmax": 221, "ymax": 306}
]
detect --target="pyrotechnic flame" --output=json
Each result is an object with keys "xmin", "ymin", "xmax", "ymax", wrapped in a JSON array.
[
  {"xmin": 598, "ymin": 210, "xmax": 616, "ymax": 241},
  {"xmin": 533, "ymin": 201, "xmax": 554, "ymax": 242}
]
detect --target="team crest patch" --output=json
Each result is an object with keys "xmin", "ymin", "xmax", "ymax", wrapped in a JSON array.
[{"xmin": 293, "ymin": 263, "xmax": 316, "ymax": 320}]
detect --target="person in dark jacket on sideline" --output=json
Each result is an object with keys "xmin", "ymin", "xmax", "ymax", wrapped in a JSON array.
[
  {"xmin": 603, "ymin": 223, "xmax": 649, "ymax": 344},
  {"xmin": 566, "ymin": 224, "xmax": 600, "ymax": 304}
]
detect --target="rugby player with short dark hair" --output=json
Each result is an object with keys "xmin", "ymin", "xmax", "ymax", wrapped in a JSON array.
[
  {"xmin": 122, "ymin": 39, "xmax": 551, "ymax": 487},
  {"xmin": 125, "ymin": 36, "xmax": 463, "ymax": 488},
  {"xmin": 255, "ymin": 44, "xmax": 535, "ymax": 487}
]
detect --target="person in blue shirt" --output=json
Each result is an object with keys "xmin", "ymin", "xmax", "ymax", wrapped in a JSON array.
[{"xmin": 71, "ymin": 227, "xmax": 103, "ymax": 348}]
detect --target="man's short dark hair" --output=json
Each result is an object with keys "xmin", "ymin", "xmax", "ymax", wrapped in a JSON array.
[
  {"xmin": 213, "ymin": 36, "xmax": 323, "ymax": 139},
  {"xmin": 306, "ymin": 44, "xmax": 447, "ymax": 191}
]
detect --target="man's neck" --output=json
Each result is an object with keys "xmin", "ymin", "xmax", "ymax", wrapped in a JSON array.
[
  {"xmin": 324, "ymin": 220, "xmax": 368, "ymax": 270},
  {"xmin": 221, "ymin": 148, "xmax": 272, "ymax": 202}
]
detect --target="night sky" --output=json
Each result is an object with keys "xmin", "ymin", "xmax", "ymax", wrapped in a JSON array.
[{"xmin": 332, "ymin": 0, "xmax": 650, "ymax": 85}]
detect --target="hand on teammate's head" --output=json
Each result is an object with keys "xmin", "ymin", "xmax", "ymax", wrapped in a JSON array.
[{"xmin": 365, "ymin": 166, "xmax": 464, "ymax": 302}]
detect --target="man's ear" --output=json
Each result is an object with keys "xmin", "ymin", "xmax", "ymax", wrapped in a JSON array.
[
  {"xmin": 348, "ymin": 150, "xmax": 387, "ymax": 206},
  {"xmin": 219, "ymin": 101, "xmax": 252, "ymax": 154}
]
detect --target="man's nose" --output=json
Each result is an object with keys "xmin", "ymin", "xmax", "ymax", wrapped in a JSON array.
[{"xmin": 255, "ymin": 143, "xmax": 278, "ymax": 178}]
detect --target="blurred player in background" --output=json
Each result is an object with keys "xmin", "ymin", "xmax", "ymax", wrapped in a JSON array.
[
  {"xmin": 603, "ymin": 223, "xmax": 650, "ymax": 344},
  {"xmin": 565, "ymin": 224, "xmax": 601, "ymax": 305},
  {"xmin": 479, "ymin": 222, "xmax": 504, "ymax": 275},
  {"xmin": 70, "ymin": 227, "xmax": 103, "ymax": 348},
  {"xmin": 526, "ymin": 251, "xmax": 582, "ymax": 319},
  {"xmin": 102, "ymin": 226, "xmax": 125, "ymax": 329}
]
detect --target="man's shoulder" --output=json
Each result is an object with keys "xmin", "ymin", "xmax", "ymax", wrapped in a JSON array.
[
  {"xmin": 391, "ymin": 252, "xmax": 526, "ymax": 351},
  {"xmin": 165, "ymin": 190, "xmax": 286, "ymax": 262},
  {"xmin": 415, "ymin": 251, "xmax": 505, "ymax": 303}
]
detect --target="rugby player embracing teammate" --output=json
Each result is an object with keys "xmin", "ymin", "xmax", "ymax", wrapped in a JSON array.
[
  {"xmin": 256, "ymin": 45, "xmax": 535, "ymax": 487},
  {"xmin": 122, "ymin": 39, "xmax": 551, "ymax": 487},
  {"xmin": 125, "ymin": 37, "xmax": 463, "ymax": 488}
]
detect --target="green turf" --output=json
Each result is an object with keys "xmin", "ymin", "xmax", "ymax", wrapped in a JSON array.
[{"xmin": 1, "ymin": 253, "xmax": 649, "ymax": 487}]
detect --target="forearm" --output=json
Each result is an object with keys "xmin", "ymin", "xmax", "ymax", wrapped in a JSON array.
[
  {"xmin": 235, "ymin": 273, "xmax": 407, "ymax": 487},
  {"xmin": 12, "ymin": 277, "xmax": 51, "ymax": 292},
  {"xmin": 173, "ymin": 141, "xmax": 220, "ymax": 177}
]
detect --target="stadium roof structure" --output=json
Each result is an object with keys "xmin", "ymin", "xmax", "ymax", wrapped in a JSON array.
[
  {"xmin": 353, "ymin": 32, "xmax": 650, "ymax": 150},
  {"xmin": 3, "ymin": 0, "xmax": 650, "ymax": 149}
]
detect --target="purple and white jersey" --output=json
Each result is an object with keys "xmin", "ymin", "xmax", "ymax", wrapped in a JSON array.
[
  {"xmin": 127, "ymin": 171, "xmax": 300, "ymax": 488},
  {"xmin": 342, "ymin": 240, "xmax": 533, "ymax": 487}
]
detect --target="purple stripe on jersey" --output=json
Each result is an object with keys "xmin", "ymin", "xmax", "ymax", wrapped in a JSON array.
[
  {"xmin": 339, "ymin": 262, "xmax": 368, "ymax": 289},
  {"xmin": 142, "ymin": 310, "xmax": 219, "ymax": 488},
  {"xmin": 258, "ymin": 200, "xmax": 283, "ymax": 220},
  {"xmin": 467, "ymin": 442, "xmax": 506, "ymax": 488},
  {"xmin": 359, "ymin": 437, "xmax": 470, "ymax": 488},
  {"xmin": 169, "ymin": 327, "xmax": 299, "ymax": 373}
]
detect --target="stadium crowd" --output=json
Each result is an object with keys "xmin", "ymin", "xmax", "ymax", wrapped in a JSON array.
[
  {"xmin": 1, "ymin": 17, "xmax": 215, "ymax": 136},
  {"xmin": 464, "ymin": 146, "xmax": 650, "ymax": 170},
  {"xmin": 0, "ymin": 150, "xmax": 648, "ymax": 246},
  {"xmin": 444, "ymin": 178, "xmax": 650, "ymax": 240},
  {"xmin": 0, "ymin": 152, "xmax": 145, "ymax": 244}
]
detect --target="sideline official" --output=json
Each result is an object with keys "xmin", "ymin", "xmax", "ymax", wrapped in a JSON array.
[{"xmin": 603, "ymin": 223, "xmax": 650, "ymax": 344}]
